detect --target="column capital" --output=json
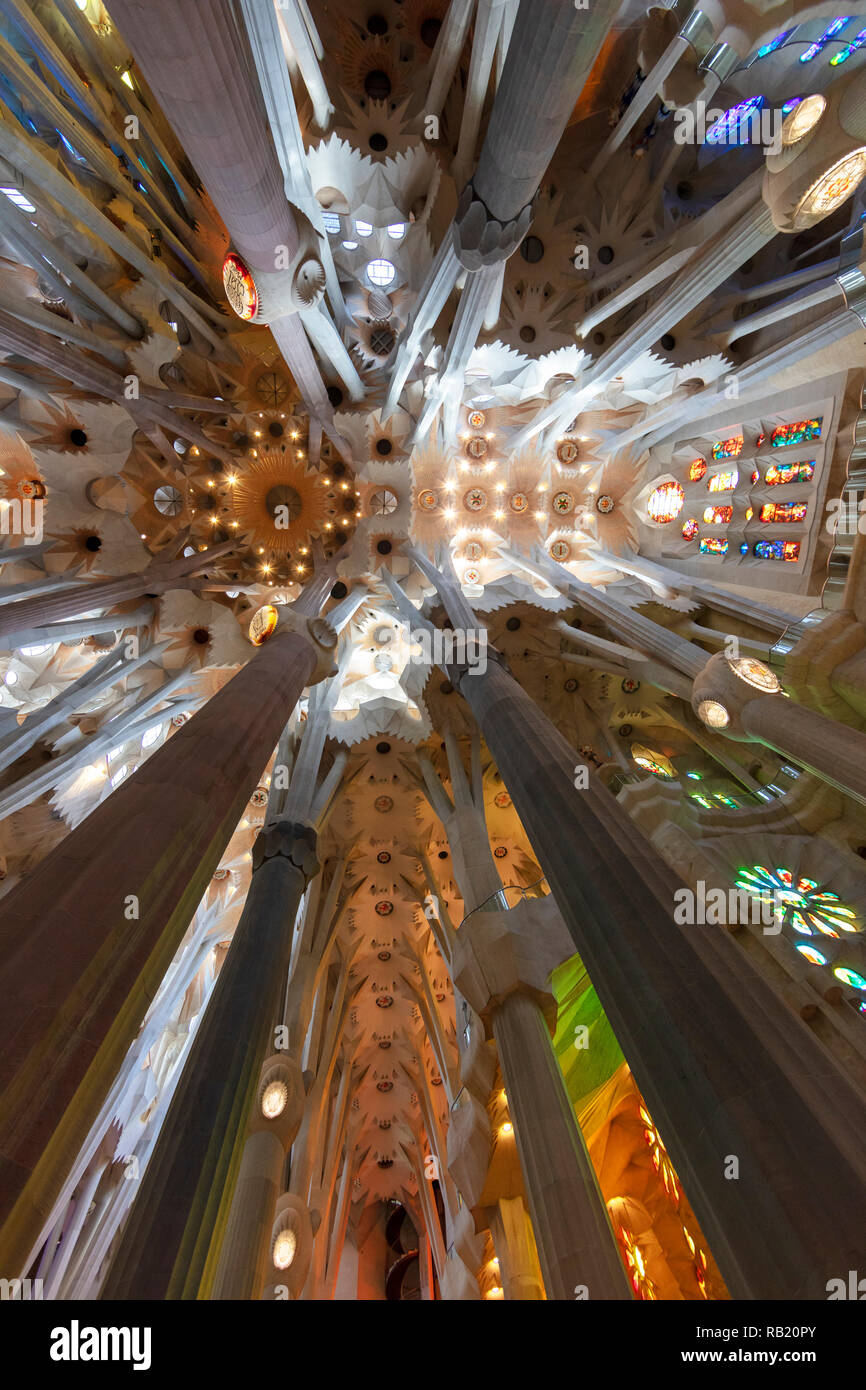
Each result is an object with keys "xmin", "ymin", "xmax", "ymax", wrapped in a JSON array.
[
  {"xmin": 252, "ymin": 820, "xmax": 320, "ymax": 882},
  {"xmin": 452, "ymin": 895, "xmax": 569, "ymax": 1034},
  {"xmin": 452, "ymin": 181, "xmax": 535, "ymax": 272}
]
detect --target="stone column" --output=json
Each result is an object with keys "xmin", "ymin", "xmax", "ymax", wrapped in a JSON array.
[
  {"xmin": 0, "ymin": 598, "xmax": 335, "ymax": 1277},
  {"xmin": 454, "ymin": 896, "xmax": 630, "ymax": 1301},
  {"xmin": 402, "ymin": 550, "xmax": 866, "ymax": 1299},
  {"xmin": 101, "ymin": 822, "xmax": 319, "ymax": 1300},
  {"xmin": 692, "ymin": 650, "xmax": 866, "ymax": 807},
  {"xmin": 488, "ymin": 1196, "xmax": 544, "ymax": 1300}
]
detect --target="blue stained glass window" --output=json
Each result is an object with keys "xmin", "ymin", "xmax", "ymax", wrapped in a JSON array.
[
  {"xmin": 800, "ymin": 16, "xmax": 852, "ymax": 62},
  {"xmin": 831, "ymin": 24, "xmax": 866, "ymax": 62},
  {"xmin": 705, "ymin": 97, "xmax": 765, "ymax": 145},
  {"xmin": 756, "ymin": 30, "xmax": 794, "ymax": 59}
]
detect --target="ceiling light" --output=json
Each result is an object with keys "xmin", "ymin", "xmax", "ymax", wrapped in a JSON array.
[{"xmin": 781, "ymin": 93, "xmax": 825, "ymax": 146}]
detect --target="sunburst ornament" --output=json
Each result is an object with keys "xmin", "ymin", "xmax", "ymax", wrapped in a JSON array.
[{"xmin": 229, "ymin": 451, "xmax": 334, "ymax": 558}]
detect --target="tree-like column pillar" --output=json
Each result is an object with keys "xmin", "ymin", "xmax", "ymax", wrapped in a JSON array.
[{"xmin": 0, "ymin": 591, "xmax": 336, "ymax": 1278}]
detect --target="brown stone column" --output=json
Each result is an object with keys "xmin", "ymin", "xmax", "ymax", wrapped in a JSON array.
[
  {"xmin": 456, "ymin": 652, "xmax": 866, "ymax": 1298},
  {"xmin": 0, "ymin": 616, "xmax": 323, "ymax": 1276}
]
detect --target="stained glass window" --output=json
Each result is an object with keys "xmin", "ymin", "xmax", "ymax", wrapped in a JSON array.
[
  {"xmin": 632, "ymin": 746, "xmax": 676, "ymax": 779},
  {"xmin": 835, "ymin": 966, "xmax": 866, "ymax": 990},
  {"xmin": 646, "ymin": 480, "xmax": 684, "ymax": 522},
  {"xmin": 759, "ymin": 501, "xmax": 808, "ymax": 523},
  {"xmin": 831, "ymin": 24, "xmax": 866, "ymax": 62},
  {"xmin": 754, "ymin": 539, "xmax": 800, "ymax": 561},
  {"xmin": 711, "ymin": 436, "xmax": 743, "ymax": 459},
  {"xmin": 616, "ymin": 1223, "xmax": 656, "ymax": 1300},
  {"xmin": 705, "ymin": 97, "xmax": 764, "ymax": 146},
  {"xmin": 755, "ymin": 30, "xmax": 794, "ymax": 59},
  {"xmin": 735, "ymin": 865, "xmax": 857, "ymax": 936},
  {"xmin": 639, "ymin": 1107, "xmax": 680, "ymax": 1204},
  {"xmin": 690, "ymin": 793, "xmax": 713, "ymax": 808},
  {"xmin": 688, "ymin": 459, "xmax": 708, "ymax": 481},
  {"xmin": 764, "ymin": 459, "xmax": 815, "ymax": 485},
  {"xmin": 682, "ymin": 518, "xmax": 699, "ymax": 540},
  {"xmin": 700, "ymin": 536, "xmax": 728, "ymax": 555},
  {"xmin": 800, "ymin": 17, "xmax": 851, "ymax": 62},
  {"xmin": 708, "ymin": 470, "xmax": 738, "ymax": 492},
  {"xmin": 703, "ymin": 505, "xmax": 733, "ymax": 524},
  {"xmin": 770, "ymin": 417, "xmax": 822, "ymax": 447}
]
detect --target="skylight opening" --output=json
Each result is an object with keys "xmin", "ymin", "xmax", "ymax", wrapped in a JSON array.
[
  {"xmin": 354, "ymin": 219, "xmax": 373, "ymax": 237},
  {"xmin": 1, "ymin": 187, "xmax": 35, "ymax": 213},
  {"xmin": 367, "ymin": 258, "xmax": 395, "ymax": 287}
]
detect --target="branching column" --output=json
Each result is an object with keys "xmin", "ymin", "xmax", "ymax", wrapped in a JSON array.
[
  {"xmin": 402, "ymin": 546, "xmax": 866, "ymax": 1299},
  {"xmin": 0, "ymin": 592, "xmax": 335, "ymax": 1277}
]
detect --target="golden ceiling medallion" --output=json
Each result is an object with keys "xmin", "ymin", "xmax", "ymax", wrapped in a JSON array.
[{"xmin": 230, "ymin": 450, "xmax": 333, "ymax": 557}]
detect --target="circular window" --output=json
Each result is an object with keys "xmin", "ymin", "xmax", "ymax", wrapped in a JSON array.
[
  {"xmin": 418, "ymin": 489, "xmax": 438, "ymax": 511},
  {"xmin": 520, "ymin": 236, "xmax": 544, "ymax": 263},
  {"xmin": 375, "ymin": 795, "xmax": 394, "ymax": 812},
  {"xmin": 646, "ymin": 481, "xmax": 684, "ymax": 523},
  {"xmin": 375, "ymin": 900, "xmax": 394, "ymax": 916},
  {"xmin": 468, "ymin": 410, "xmax": 486, "ymax": 429},
  {"xmin": 370, "ymin": 488, "xmax": 399, "ymax": 515},
  {"xmin": 369, "ymin": 325, "xmax": 396, "ymax": 356},
  {"xmin": 464, "ymin": 488, "xmax": 487, "ymax": 511},
  {"xmin": 153, "ymin": 484, "xmax": 183, "ymax": 516},
  {"xmin": 557, "ymin": 439, "xmax": 579, "ymax": 465},
  {"xmin": 596, "ymin": 494, "xmax": 615, "ymax": 514},
  {"xmin": 553, "ymin": 491, "xmax": 573, "ymax": 514},
  {"xmin": 509, "ymin": 492, "xmax": 529, "ymax": 514},
  {"xmin": 466, "ymin": 435, "xmax": 487, "ymax": 459},
  {"xmin": 367, "ymin": 258, "xmax": 396, "ymax": 288},
  {"xmin": 682, "ymin": 518, "xmax": 699, "ymax": 540}
]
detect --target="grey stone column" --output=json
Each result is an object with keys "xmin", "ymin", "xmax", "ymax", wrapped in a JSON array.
[{"xmin": 101, "ymin": 822, "xmax": 319, "ymax": 1301}]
